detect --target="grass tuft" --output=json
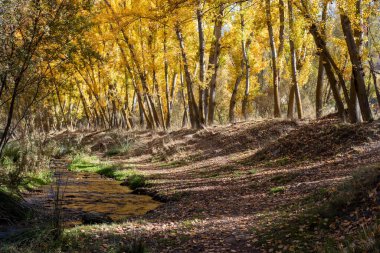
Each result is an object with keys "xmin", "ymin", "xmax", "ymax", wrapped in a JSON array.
[
  {"xmin": 105, "ymin": 141, "xmax": 133, "ymax": 157},
  {"xmin": 269, "ymin": 186, "xmax": 285, "ymax": 194}
]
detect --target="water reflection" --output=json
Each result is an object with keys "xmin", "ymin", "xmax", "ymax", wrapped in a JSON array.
[{"xmin": 27, "ymin": 167, "xmax": 161, "ymax": 225}]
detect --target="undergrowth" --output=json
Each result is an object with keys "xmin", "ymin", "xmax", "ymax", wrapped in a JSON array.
[
  {"xmin": 0, "ymin": 136, "xmax": 56, "ymax": 227},
  {"xmin": 1, "ymin": 225, "xmax": 148, "ymax": 253},
  {"xmin": 105, "ymin": 140, "xmax": 133, "ymax": 157}
]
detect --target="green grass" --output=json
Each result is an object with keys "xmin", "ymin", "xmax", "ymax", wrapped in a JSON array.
[
  {"xmin": 269, "ymin": 186, "xmax": 285, "ymax": 194},
  {"xmin": 0, "ymin": 170, "xmax": 52, "ymax": 193},
  {"xmin": 270, "ymin": 173, "xmax": 299, "ymax": 185},
  {"xmin": 263, "ymin": 157, "xmax": 291, "ymax": 167},
  {"xmin": 68, "ymin": 154, "xmax": 146, "ymax": 189},
  {"xmin": 159, "ymin": 159, "xmax": 189, "ymax": 168},
  {"xmin": 19, "ymin": 171, "xmax": 53, "ymax": 191},
  {"xmin": 0, "ymin": 141, "xmax": 53, "ymax": 192},
  {"xmin": 233, "ymin": 171, "xmax": 243, "ymax": 177}
]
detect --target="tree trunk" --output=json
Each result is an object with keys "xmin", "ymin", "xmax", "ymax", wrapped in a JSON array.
[
  {"xmin": 278, "ymin": 0, "xmax": 285, "ymax": 57},
  {"xmin": 240, "ymin": 5, "xmax": 253, "ymax": 121},
  {"xmin": 347, "ymin": 0, "xmax": 363, "ymax": 123},
  {"xmin": 153, "ymin": 72, "xmax": 165, "ymax": 128},
  {"xmin": 265, "ymin": 0, "xmax": 281, "ymax": 118},
  {"xmin": 166, "ymin": 72, "xmax": 177, "ymax": 128},
  {"xmin": 175, "ymin": 23, "xmax": 201, "ymax": 129},
  {"xmin": 242, "ymin": 66, "xmax": 251, "ymax": 120},
  {"xmin": 288, "ymin": 0, "xmax": 303, "ymax": 119},
  {"xmin": 197, "ymin": 1, "xmax": 206, "ymax": 124},
  {"xmin": 120, "ymin": 28, "xmax": 161, "ymax": 128},
  {"xmin": 349, "ymin": 74, "xmax": 362, "ymax": 123},
  {"xmin": 207, "ymin": 4, "xmax": 224, "ymax": 125},
  {"xmin": 180, "ymin": 71, "xmax": 189, "ymax": 128},
  {"xmin": 0, "ymin": 79, "xmax": 20, "ymax": 154},
  {"xmin": 164, "ymin": 25, "xmax": 171, "ymax": 128},
  {"xmin": 340, "ymin": 14, "xmax": 373, "ymax": 122},
  {"xmin": 307, "ymin": 23, "xmax": 345, "ymax": 120},
  {"xmin": 116, "ymin": 38, "xmax": 153, "ymax": 129},
  {"xmin": 287, "ymin": 85, "xmax": 295, "ymax": 119},
  {"xmin": 229, "ymin": 73, "xmax": 244, "ymax": 123},
  {"xmin": 324, "ymin": 60, "xmax": 346, "ymax": 120},
  {"xmin": 369, "ymin": 59, "xmax": 380, "ymax": 109},
  {"xmin": 316, "ymin": 57, "xmax": 325, "ymax": 119},
  {"xmin": 316, "ymin": 3, "xmax": 327, "ymax": 119},
  {"xmin": 300, "ymin": 0, "xmax": 350, "ymax": 107}
]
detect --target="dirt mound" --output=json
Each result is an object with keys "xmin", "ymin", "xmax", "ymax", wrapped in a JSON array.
[
  {"xmin": 136, "ymin": 120, "xmax": 299, "ymax": 162},
  {"xmin": 256, "ymin": 165, "xmax": 380, "ymax": 252},
  {"xmin": 252, "ymin": 120, "xmax": 380, "ymax": 163},
  {"xmin": 192, "ymin": 120, "xmax": 298, "ymax": 158}
]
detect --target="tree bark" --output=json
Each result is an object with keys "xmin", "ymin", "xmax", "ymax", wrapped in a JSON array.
[
  {"xmin": 116, "ymin": 41, "xmax": 152, "ymax": 128},
  {"xmin": 175, "ymin": 23, "xmax": 201, "ymax": 129},
  {"xmin": 288, "ymin": 0, "xmax": 303, "ymax": 119},
  {"xmin": 164, "ymin": 25, "xmax": 171, "ymax": 128},
  {"xmin": 347, "ymin": 0, "xmax": 363, "ymax": 123},
  {"xmin": 166, "ymin": 72, "xmax": 177, "ymax": 128},
  {"xmin": 179, "ymin": 71, "xmax": 189, "ymax": 128},
  {"xmin": 278, "ymin": 0, "xmax": 285, "ymax": 57},
  {"xmin": 340, "ymin": 14, "xmax": 373, "ymax": 122},
  {"xmin": 307, "ymin": 22, "xmax": 346, "ymax": 120},
  {"xmin": 316, "ymin": 2, "xmax": 327, "ymax": 119},
  {"xmin": 240, "ymin": 6, "xmax": 253, "ymax": 121},
  {"xmin": 229, "ymin": 72, "xmax": 244, "ymax": 123},
  {"xmin": 207, "ymin": 4, "xmax": 224, "ymax": 125},
  {"xmin": 324, "ymin": 60, "xmax": 346, "ymax": 120},
  {"xmin": 369, "ymin": 59, "xmax": 380, "ymax": 109},
  {"xmin": 287, "ymin": 85, "xmax": 295, "ymax": 118},
  {"xmin": 265, "ymin": 0, "xmax": 281, "ymax": 118},
  {"xmin": 316, "ymin": 57, "xmax": 325, "ymax": 119},
  {"xmin": 196, "ymin": 1, "xmax": 206, "ymax": 124}
]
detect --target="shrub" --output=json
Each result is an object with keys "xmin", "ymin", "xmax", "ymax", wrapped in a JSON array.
[
  {"xmin": 0, "ymin": 135, "xmax": 54, "ymax": 191},
  {"xmin": 127, "ymin": 174, "xmax": 146, "ymax": 190},
  {"xmin": 105, "ymin": 141, "xmax": 132, "ymax": 157}
]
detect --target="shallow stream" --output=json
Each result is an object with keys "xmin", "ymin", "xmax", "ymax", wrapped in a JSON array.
[{"xmin": 25, "ymin": 159, "xmax": 161, "ymax": 225}]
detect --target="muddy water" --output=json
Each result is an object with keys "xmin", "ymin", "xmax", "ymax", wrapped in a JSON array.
[{"xmin": 25, "ymin": 160, "xmax": 161, "ymax": 226}]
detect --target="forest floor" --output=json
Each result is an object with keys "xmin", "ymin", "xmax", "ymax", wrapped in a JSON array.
[
  {"xmin": 9, "ymin": 118, "xmax": 379, "ymax": 253},
  {"xmin": 49, "ymin": 118, "xmax": 380, "ymax": 253}
]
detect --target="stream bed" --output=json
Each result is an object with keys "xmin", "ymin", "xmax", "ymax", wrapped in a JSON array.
[{"xmin": 24, "ymin": 159, "xmax": 161, "ymax": 226}]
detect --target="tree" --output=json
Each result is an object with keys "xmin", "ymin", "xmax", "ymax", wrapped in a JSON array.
[
  {"xmin": 265, "ymin": 0, "xmax": 281, "ymax": 118},
  {"xmin": 287, "ymin": 0, "xmax": 303, "ymax": 119}
]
